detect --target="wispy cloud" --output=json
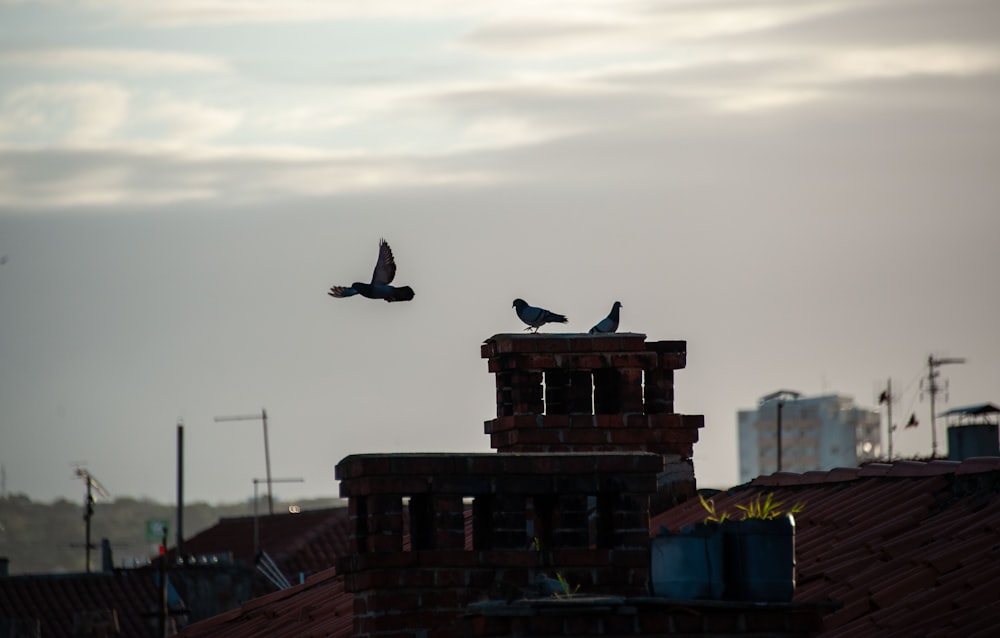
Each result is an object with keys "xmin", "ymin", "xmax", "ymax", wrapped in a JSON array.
[
  {"xmin": 0, "ymin": 48, "xmax": 230, "ymax": 73},
  {"xmin": 89, "ymin": 0, "xmax": 486, "ymax": 27},
  {"xmin": 143, "ymin": 96, "xmax": 243, "ymax": 143},
  {"xmin": 0, "ymin": 144, "xmax": 500, "ymax": 210},
  {"xmin": 0, "ymin": 82, "xmax": 129, "ymax": 144}
]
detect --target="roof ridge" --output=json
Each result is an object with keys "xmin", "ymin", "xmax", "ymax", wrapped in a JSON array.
[{"xmin": 748, "ymin": 456, "xmax": 1000, "ymax": 486}]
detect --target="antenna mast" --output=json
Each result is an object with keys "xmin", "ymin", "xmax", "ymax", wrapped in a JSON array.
[
  {"xmin": 924, "ymin": 355, "xmax": 966, "ymax": 458},
  {"xmin": 879, "ymin": 379, "xmax": 894, "ymax": 461},
  {"xmin": 74, "ymin": 467, "xmax": 110, "ymax": 573}
]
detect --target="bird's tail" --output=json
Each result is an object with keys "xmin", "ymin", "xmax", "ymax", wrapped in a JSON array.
[{"xmin": 549, "ymin": 312, "xmax": 568, "ymax": 323}]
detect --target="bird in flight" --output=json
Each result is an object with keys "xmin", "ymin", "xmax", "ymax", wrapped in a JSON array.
[
  {"xmin": 589, "ymin": 301, "xmax": 622, "ymax": 334},
  {"xmin": 328, "ymin": 238, "xmax": 415, "ymax": 302},
  {"xmin": 512, "ymin": 298, "xmax": 567, "ymax": 333}
]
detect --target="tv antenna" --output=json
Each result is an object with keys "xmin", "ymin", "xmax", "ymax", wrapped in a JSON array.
[
  {"xmin": 73, "ymin": 466, "xmax": 110, "ymax": 573},
  {"xmin": 920, "ymin": 355, "xmax": 966, "ymax": 458}
]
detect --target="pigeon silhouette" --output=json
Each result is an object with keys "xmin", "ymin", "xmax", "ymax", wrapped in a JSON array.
[
  {"xmin": 328, "ymin": 238, "xmax": 415, "ymax": 302},
  {"xmin": 589, "ymin": 301, "xmax": 622, "ymax": 334},
  {"xmin": 512, "ymin": 298, "xmax": 567, "ymax": 333}
]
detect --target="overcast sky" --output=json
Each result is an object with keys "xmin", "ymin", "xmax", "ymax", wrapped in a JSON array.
[{"xmin": 1, "ymin": 0, "xmax": 998, "ymax": 506}]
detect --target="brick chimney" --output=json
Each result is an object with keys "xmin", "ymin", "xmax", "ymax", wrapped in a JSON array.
[
  {"xmin": 481, "ymin": 333, "xmax": 703, "ymax": 513},
  {"xmin": 335, "ymin": 332, "xmax": 704, "ymax": 638}
]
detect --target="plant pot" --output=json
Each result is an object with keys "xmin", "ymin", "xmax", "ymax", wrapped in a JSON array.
[
  {"xmin": 722, "ymin": 516, "xmax": 796, "ymax": 602},
  {"xmin": 650, "ymin": 523, "xmax": 725, "ymax": 600}
]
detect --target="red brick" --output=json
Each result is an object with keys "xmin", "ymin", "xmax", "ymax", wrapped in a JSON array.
[
  {"xmin": 366, "ymin": 534, "xmax": 403, "ymax": 552},
  {"xmin": 540, "ymin": 413, "xmax": 571, "ymax": 427},
  {"xmin": 419, "ymin": 589, "xmax": 463, "ymax": 610},
  {"xmin": 525, "ymin": 615, "xmax": 564, "ymax": 635},
  {"xmin": 434, "ymin": 568, "xmax": 468, "ymax": 587},
  {"xmin": 564, "ymin": 614, "xmax": 602, "ymax": 635},
  {"xmin": 637, "ymin": 612, "xmax": 672, "ymax": 633},
  {"xmin": 705, "ymin": 610, "xmax": 743, "ymax": 633},
  {"xmin": 522, "ymin": 353, "xmax": 558, "ymax": 368},
  {"xmin": 560, "ymin": 353, "xmax": 607, "ymax": 369},
  {"xmin": 609, "ymin": 548, "xmax": 650, "ymax": 567},
  {"xmin": 602, "ymin": 613, "xmax": 637, "ymax": 634},
  {"xmin": 533, "ymin": 338, "xmax": 571, "ymax": 353},
  {"xmin": 608, "ymin": 353, "xmax": 658, "ymax": 368},
  {"xmin": 395, "ymin": 569, "xmax": 436, "ymax": 588},
  {"xmin": 365, "ymin": 591, "xmax": 423, "ymax": 613},
  {"xmin": 569, "ymin": 414, "xmax": 598, "ymax": 428}
]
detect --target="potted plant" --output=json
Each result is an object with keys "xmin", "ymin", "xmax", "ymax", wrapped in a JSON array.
[
  {"xmin": 650, "ymin": 495, "xmax": 727, "ymax": 600},
  {"xmin": 717, "ymin": 492, "xmax": 803, "ymax": 602}
]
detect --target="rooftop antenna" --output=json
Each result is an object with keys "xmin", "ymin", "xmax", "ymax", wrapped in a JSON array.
[
  {"xmin": 215, "ymin": 408, "xmax": 273, "ymax": 514},
  {"xmin": 73, "ymin": 466, "xmax": 110, "ymax": 573},
  {"xmin": 878, "ymin": 379, "xmax": 895, "ymax": 461},
  {"xmin": 921, "ymin": 355, "xmax": 966, "ymax": 458}
]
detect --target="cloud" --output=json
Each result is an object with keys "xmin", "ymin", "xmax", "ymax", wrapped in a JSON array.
[
  {"xmin": 0, "ymin": 82, "xmax": 129, "ymax": 144},
  {"xmin": 83, "ymin": 0, "xmax": 487, "ymax": 27},
  {"xmin": 0, "ymin": 145, "xmax": 500, "ymax": 210},
  {"xmin": 143, "ymin": 97, "xmax": 243, "ymax": 143},
  {"xmin": 821, "ymin": 45, "xmax": 1000, "ymax": 80},
  {"xmin": 456, "ymin": 4, "xmax": 845, "ymax": 55},
  {"xmin": 0, "ymin": 48, "xmax": 230, "ymax": 73}
]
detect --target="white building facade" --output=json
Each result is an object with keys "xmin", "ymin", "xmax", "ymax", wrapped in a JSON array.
[{"xmin": 738, "ymin": 393, "xmax": 881, "ymax": 483}]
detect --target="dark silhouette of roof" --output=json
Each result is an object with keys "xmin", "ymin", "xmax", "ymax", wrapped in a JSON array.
[
  {"xmin": 0, "ymin": 569, "xmax": 179, "ymax": 638},
  {"xmin": 177, "ymin": 458, "xmax": 1000, "ymax": 637},
  {"xmin": 173, "ymin": 506, "xmax": 350, "ymax": 580},
  {"xmin": 940, "ymin": 403, "xmax": 999, "ymax": 416},
  {"xmin": 652, "ymin": 457, "xmax": 1000, "ymax": 637},
  {"xmin": 176, "ymin": 567, "xmax": 350, "ymax": 638}
]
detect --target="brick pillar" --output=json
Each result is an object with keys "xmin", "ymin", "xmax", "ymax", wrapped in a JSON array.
[
  {"xmin": 482, "ymin": 334, "xmax": 703, "ymax": 512},
  {"xmin": 336, "ymin": 452, "xmax": 661, "ymax": 638}
]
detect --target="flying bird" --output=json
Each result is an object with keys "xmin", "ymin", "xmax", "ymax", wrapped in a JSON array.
[
  {"xmin": 328, "ymin": 238, "xmax": 415, "ymax": 302},
  {"xmin": 589, "ymin": 301, "xmax": 622, "ymax": 334},
  {"xmin": 512, "ymin": 298, "xmax": 567, "ymax": 333}
]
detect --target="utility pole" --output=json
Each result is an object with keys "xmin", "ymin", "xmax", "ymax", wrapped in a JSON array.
[
  {"xmin": 880, "ymin": 379, "xmax": 894, "ymax": 461},
  {"xmin": 159, "ymin": 524, "xmax": 168, "ymax": 638},
  {"xmin": 924, "ymin": 356, "xmax": 966, "ymax": 458},
  {"xmin": 215, "ymin": 408, "xmax": 274, "ymax": 514},
  {"xmin": 176, "ymin": 421, "xmax": 184, "ymax": 557},
  {"xmin": 73, "ymin": 467, "xmax": 109, "ymax": 573}
]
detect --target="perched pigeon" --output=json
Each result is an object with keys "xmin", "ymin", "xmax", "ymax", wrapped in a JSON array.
[
  {"xmin": 512, "ymin": 298, "xmax": 567, "ymax": 333},
  {"xmin": 328, "ymin": 238, "xmax": 415, "ymax": 302},
  {"xmin": 589, "ymin": 301, "xmax": 622, "ymax": 334}
]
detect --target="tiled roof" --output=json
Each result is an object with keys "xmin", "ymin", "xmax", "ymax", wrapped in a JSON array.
[
  {"xmin": 176, "ymin": 567, "xmax": 352, "ymax": 638},
  {"xmin": 0, "ymin": 569, "xmax": 180, "ymax": 638},
  {"xmin": 174, "ymin": 506, "xmax": 351, "ymax": 580},
  {"xmin": 172, "ymin": 458, "xmax": 1000, "ymax": 637},
  {"xmin": 652, "ymin": 457, "xmax": 1000, "ymax": 637}
]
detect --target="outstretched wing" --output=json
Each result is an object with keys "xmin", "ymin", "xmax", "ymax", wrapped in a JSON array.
[
  {"xmin": 328, "ymin": 286, "xmax": 359, "ymax": 298},
  {"xmin": 371, "ymin": 238, "xmax": 397, "ymax": 285}
]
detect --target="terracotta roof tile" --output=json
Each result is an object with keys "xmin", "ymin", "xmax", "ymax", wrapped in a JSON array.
[
  {"xmin": 176, "ymin": 567, "xmax": 352, "ymax": 638},
  {"xmin": 173, "ymin": 457, "xmax": 1000, "ymax": 638},
  {"xmin": 0, "ymin": 569, "xmax": 180, "ymax": 638},
  {"xmin": 654, "ymin": 457, "xmax": 1000, "ymax": 636},
  {"xmin": 857, "ymin": 463, "xmax": 894, "ymax": 477},
  {"xmin": 171, "ymin": 506, "xmax": 350, "ymax": 587},
  {"xmin": 955, "ymin": 457, "xmax": 1000, "ymax": 474}
]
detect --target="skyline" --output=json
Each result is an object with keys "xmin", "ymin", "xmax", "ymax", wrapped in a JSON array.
[{"xmin": 1, "ymin": 0, "xmax": 998, "ymax": 504}]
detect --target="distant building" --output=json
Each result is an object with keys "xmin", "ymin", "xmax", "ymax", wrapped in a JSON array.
[
  {"xmin": 738, "ymin": 392, "xmax": 881, "ymax": 482},
  {"xmin": 943, "ymin": 403, "xmax": 1000, "ymax": 460}
]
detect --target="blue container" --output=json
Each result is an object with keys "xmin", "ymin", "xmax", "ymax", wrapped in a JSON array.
[
  {"xmin": 651, "ymin": 523, "xmax": 725, "ymax": 600},
  {"xmin": 723, "ymin": 516, "xmax": 796, "ymax": 602}
]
